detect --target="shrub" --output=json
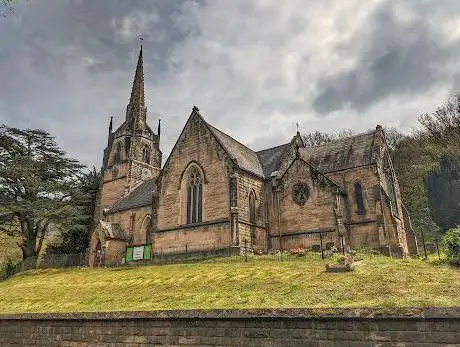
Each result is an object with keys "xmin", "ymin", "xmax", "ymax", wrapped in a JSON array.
[
  {"xmin": 0, "ymin": 258, "xmax": 17, "ymax": 280},
  {"xmin": 442, "ymin": 227, "xmax": 460, "ymax": 266}
]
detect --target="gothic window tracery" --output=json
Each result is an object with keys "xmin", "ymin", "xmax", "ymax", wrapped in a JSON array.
[
  {"xmin": 354, "ymin": 181, "xmax": 366, "ymax": 214},
  {"xmin": 186, "ymin": 166, "xmax": 203, "ymax": 224},
  {"xmin": 142, "ymin": 144, "xmax": 151, "ymax": 164}
]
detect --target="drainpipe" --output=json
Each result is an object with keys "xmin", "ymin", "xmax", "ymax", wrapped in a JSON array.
[{"xmin": 277, "ymin": 188, "xmax": 282, "ymax": 251}]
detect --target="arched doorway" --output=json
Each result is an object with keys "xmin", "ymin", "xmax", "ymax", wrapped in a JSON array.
[
  {"xmin": 95, "ymin": 239, "xmax": 102, "ymax": 267},
  {"xmin": 141, "ymin": 215, "xmax": 153, "ymax": 244}
]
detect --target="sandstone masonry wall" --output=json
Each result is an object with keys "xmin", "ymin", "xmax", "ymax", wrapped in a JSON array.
[
  {"xmin": 0, "ymin": 308, "xmax": 459, "ymax": 347},
  {"xmin": 156, "ymin": 114, "xmax": 231, "ymax": 231},
  {"xmin": 270, "ymin": 159, "xmax": 338, "ymax": 237},
  {"xmin": 105, "ymin": 205, "xmax": 152, "ymax": 244}
]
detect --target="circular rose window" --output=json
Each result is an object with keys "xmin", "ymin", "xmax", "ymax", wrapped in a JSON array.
[{"xmin": 292, "ymin": 182, "xmax": 309, "ymax": 205}]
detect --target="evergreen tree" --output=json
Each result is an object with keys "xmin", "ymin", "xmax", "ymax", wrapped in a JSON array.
[
  {"xmin": 0, "ymin": 125, "xmax": 84, "ymax": 259},
  {"xmin": 426, "ymin": 156, "xmax": 460, "ymax": 232},
  {"xmin": 46, "ymin": 168, "xmax": 100, "ymax": 254}
]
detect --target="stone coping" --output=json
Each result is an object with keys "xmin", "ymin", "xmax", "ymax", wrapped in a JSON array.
[{"xmin": 0, "ymin": 307, "xmax": 459, "ymax": 321}]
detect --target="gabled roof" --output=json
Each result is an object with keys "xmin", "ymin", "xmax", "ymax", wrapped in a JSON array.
[
  {"xmin": 159, "ymin": 106, "xmax": 380, "ymax": 182},
  {"xmin": 98, "ymin": 220, "xmax": 127, "ymax": 240},
  {"xmin": 256, "ymin": 143, "xmax": 290, "ymax": 178},
  {"xmin": 277, "ymin": 155, "xmax": 342, "ymax": 191},
  {"xmin": 300, "ymin": 130, "xmax": 377, "ymax": 173},
  {"xmin": 206, "ymin": 123, "xmax": 264, "ymax": 177},
  {"xmin": 107, "ymin": 179, "xmax": 155, "ymax": 214}
]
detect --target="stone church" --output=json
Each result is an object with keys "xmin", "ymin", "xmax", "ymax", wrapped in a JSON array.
[{"xmin": 89, "ymin": 46, "xmax": 418, "ymax": 266}]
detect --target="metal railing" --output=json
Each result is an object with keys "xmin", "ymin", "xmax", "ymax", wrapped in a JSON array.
[{"xmin": 1, "ymin": 232, "xmax": 437, "ymax": 281}]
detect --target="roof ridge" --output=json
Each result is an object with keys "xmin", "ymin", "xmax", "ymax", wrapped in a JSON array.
[
  {"xmin": 256, "ymin": 142, "xmax": 289, "ymax": 154},
  {"xmin": 206, "ymin": 122, "xmax": 258, "ymax": 154},
  {"xmin": 302, "ymin": 130, "xmax": 376, "ymax": 149}
]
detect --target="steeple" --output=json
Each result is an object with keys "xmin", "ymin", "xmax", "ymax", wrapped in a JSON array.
[{"xmin": 126, "ymin": 44, "xmax": 146, "ymax": 130}]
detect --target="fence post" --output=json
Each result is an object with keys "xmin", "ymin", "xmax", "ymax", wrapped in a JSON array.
[
  {"xmin": 341, "ymin": 235, "xmax": 345, "ymax": 255},
  {"xmin": 388, "ymin": 244, "xmax": 392, "ymax": 258},
  {"xmin": 244, "ymin": 239, "xmax": 248, "ymax": 263},
  {"xmin": 186, "ymin": 243, "xmax": 188, "ymax": 253},
  {"xmin": 213, "ymin": 242, "xmax": 216, "ymax": 263},
  {"xmin": 320, "ymin": 233, "xmax": 324, "ymax": 259},
  {"xmin": 435, "ymin": 238, "xmax": 441, "ymax": 260}
]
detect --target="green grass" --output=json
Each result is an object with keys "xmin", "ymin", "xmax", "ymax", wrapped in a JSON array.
[{"xmin": 0, "ymin": 255, "xmax": 458, "ymax": 314}]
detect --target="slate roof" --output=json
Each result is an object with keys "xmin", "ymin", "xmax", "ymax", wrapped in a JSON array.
[
  {"xmin": 256, "ymin": 143, "xmax": 290, "ymax": 177},
  {"xmin": 99, "ymin": 220, "xmax": 127, "ymax": 240},
  {"xmin": 300, "ymin": 130, "xmax": 377, "ymax": 173},
  {"xmin": 206, "ymin": 123, "xmax": 264, "ymax": 177},
  {"xmin": 107, "ymin": 179, "xmax": 155, "ymax": 214}
]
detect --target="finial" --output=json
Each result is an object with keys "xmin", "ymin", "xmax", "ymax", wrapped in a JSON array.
[
  {"xmin": 192, "ymin": 105, "xmax": 200, "ymax": 112},
  {"xmin": 138, "ymin": 36, "xmax": 143, "ymax": 56},
  {"xmin": 157, "ymin": 119, "xmax": 161, "ymax": 136},
  {"xmin": 296, "ymin": 122, "xmax": 300, "ymax": 136},
  {"xmin": 107, "ymin": 116, "xmax": 113, "ymax": 146},
  {"xmin": 376, "ymin": 124, "xmax": 383, "ymax": 131}
]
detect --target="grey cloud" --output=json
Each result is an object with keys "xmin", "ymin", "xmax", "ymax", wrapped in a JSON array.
[
  {"xmin": 313, "ymin": 2, "xmax": 460, "ymax": 115},
  {"xmin": 0, "ymin": 0, "xmax": 191, "ymax": 168},
  {"xmin": 2, "ymin": 0, "xmax": 460, "ymax": 170}
]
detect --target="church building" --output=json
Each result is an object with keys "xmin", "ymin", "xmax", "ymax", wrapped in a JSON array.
[{"xmin": 89, "ymin": 46, "xmax": 418, "ymax": 266}]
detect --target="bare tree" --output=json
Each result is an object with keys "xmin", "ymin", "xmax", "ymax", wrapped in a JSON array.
[
  {"xmin": 418, "ymin": 94, "xmax": 460, "ymax": 154},
  {"xmin": 1, "ymin": 0, "xmax": 14, "ymax": 17}
]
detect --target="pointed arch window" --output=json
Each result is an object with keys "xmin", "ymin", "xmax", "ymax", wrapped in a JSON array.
[
  {"xmin": 142, "ymin": 144, "xmax": 151, "ymax": 164},
  {"xmin": 354, "ymin": 181, "xmax": 366, "ymax": 215},
  {"xmin": 186, "ymin": 167, "xmax": 203, "ymax": 224},
  {"xmin": 249, "ymin": 191, "xmax": 256, "ymax": 224},
  {"xmin": 114, "ymin": 143, "xmax": 122, "ymax": 164}
]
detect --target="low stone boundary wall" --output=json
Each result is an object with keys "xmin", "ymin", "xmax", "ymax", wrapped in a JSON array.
[{"xmin": 0, "ymin": 307, "xmax": 459, "ymax": 346}]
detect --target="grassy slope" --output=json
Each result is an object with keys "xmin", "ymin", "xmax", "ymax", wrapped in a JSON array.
[{"xmin": 0, "ymin": 255, "xmax": 458, "ymax": 314}]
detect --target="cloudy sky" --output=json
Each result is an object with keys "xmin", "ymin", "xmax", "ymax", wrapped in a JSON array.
[{"xmin": 1, "ymin": 0, "xmax": 460, "ymax": 169}]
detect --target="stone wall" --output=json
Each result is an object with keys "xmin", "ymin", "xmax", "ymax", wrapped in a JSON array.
[
  {"xmin": 100, "ymin": 174, "xmax": 128, "ymax": 211},
  {"xmin": 270, "ymin": 159, "xmax": 338, "ymax": 238},
  {"xmin": 105, "ymin": 205, "xmax": 152, "ymax": 244},
  {"xmin": 156, "ymin": 113, "xmax": 232, "ymax": 231},
  {"xmin": 0, "ymin": 308, "xmax": 459, "ymax": 346},
  {"xmin": 153, "ymin": 220, "xmax": 231, "ymax": 252},
  {"xmin": 327, "ymin": 166, "xmax": 379, "ymax": 224}
]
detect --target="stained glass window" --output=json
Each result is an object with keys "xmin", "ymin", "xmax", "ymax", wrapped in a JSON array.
[{"xmin": 186, "ymin": 167, "xmax": 203, "ymax": 224}]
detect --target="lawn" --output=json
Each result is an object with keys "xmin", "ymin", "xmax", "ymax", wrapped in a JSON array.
[{"xmin": 0, "ymin": 255, "xmax": 458, "ymax": 314}]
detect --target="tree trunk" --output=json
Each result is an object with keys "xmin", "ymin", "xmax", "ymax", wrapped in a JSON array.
[
  {"xmin": 21, "ymin": 245, "xmax": 36, "ymax": 260},
  {"xmin": 20, "ymin": 217, "xmax": 38, "ymax": 260}
]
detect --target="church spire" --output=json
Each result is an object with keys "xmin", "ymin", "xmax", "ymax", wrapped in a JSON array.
[{"xmin": 126, "ymin": 44, "xmax": 146, "ymax": 130}]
